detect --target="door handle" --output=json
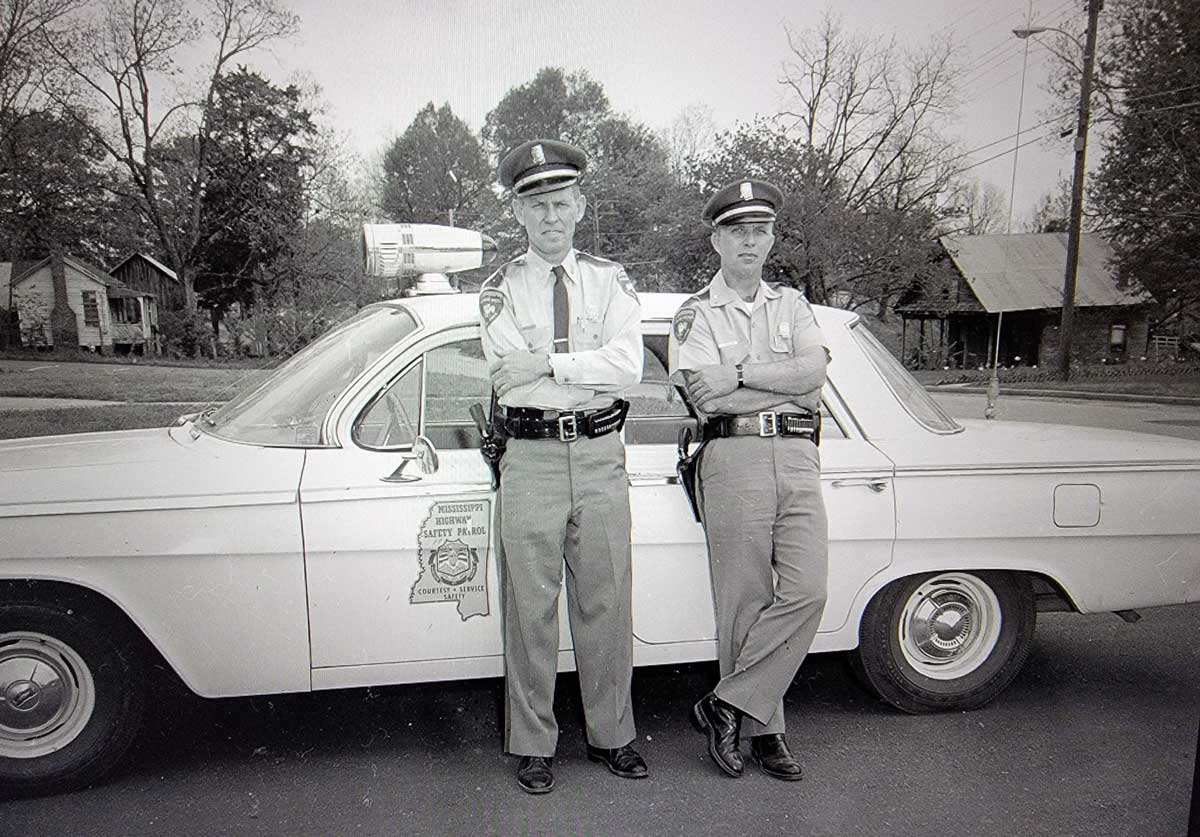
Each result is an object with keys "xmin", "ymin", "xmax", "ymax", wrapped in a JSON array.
[
  {"xmin": 628, "ymin": 474, "xmax": 680, "ymax": 487},
  {"xmin": 830, "ymin": 477, "xmax": 888, "ymax": 493}
]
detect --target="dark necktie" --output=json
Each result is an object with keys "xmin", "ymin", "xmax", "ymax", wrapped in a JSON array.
[{"xmin": 552, "ymin": 265, "xmax": 569, "ymax": 353}]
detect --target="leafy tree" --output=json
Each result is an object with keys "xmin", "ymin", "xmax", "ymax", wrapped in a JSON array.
[
  {"xmin": 1087, "ymin": 0, "xmax": 1200, "ymax": 322},
  {"xmin": 0, "ymin": 110, "xmax": 116, "ymax": 262},
  {"xmin": 481, "ymin": 67, "xmax": 680, "ymax": 286},
  {"xmin": 193, "ymin": 68, "xmax": 316, "ymax": 330},
  {"xmin": 380, "ymin": 102, "xmax": 497, "ymax": 229},
  {"xmin": 691, "ymin": 120, "xmax": 948, "ymax": 314},
  {"xmin": 42, "ymin": 0, "xmax": 300, "ymax": 312},
  {"xmin": 481, "ymin": 67, "xmax": 608, "ymax": 158}
]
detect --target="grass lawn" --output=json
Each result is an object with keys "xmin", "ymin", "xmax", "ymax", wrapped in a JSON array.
[
  {"xmin": 0, "ymin": 360, "xmax": 267, "ymax": 402},
  {"xmin": 0, "ymin": 404, "xmax": 194, "ymax": 440},
  {"xmin": 913, "ymin": 365, "xmax": 1200, "ymax": 399}
]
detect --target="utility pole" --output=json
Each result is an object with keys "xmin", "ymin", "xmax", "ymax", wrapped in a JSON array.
[{"xmin": 1058, "ymin": 0, "xmax": 1103, "ymax": 381}]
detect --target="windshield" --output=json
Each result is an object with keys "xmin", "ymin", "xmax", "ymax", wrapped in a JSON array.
[
  {"xmin": 850, "ymin": 321, "xmax": 963, "ymax": 434},
  {"xmin": 199, "ymin": 304, "xmax": 419, "ymax": 447}
]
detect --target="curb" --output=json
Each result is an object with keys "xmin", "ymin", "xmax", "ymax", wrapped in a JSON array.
[{"xmin": 929, "ymin": 385, "xmax": 1200, "ymax": 407}]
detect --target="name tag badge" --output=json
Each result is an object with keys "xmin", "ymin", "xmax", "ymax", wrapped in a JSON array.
[
  {"xmin": 772, "ymin": 323, "xmax": 792, "ymax": 353},
  {"xmin": 520, "ymin": 322, "xmax": 549, "ymax": 351}
]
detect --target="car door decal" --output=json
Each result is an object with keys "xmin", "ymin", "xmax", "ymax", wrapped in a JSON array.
[{"xmin": 411, "ymin": 499, "xmax": 492, "ymax": 620}]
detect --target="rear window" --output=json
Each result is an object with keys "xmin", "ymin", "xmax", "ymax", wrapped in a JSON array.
[{"xmin": 850, "ymin": 321, "xmax": 962, "ymax": 434}]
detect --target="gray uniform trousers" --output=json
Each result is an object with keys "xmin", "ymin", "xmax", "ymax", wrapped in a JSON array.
[
  {"xmin": 497, "ymin": 431, "xmax": 637, "ymax": 756},
  {"xmin": 699, "ymin": 434, "xmax": 828, "ymax": 736}
]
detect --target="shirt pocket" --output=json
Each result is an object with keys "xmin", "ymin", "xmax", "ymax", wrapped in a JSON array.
[
  {"xmin": 572, "ymin": 305, "xmax": 604, "ymax": 351},
  {"xmin": 770, "ymin": 324, "xmax": 794, "ymax": 355}
]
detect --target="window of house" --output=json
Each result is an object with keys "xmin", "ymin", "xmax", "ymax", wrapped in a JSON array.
[
  {"xmin": 81, "ymin": 291, "xmax": 99, "ymax": 327},
  {"xmin": 112, "ymin": 298, "xmax": 141, "ymax": 324}
]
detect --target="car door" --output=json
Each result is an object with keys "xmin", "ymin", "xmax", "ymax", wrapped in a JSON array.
[
  {"xmin": 299, "ymin": 327, "xmax": 503, "ymax": 689},
  {"xmin": 625, "ymin": 331, "xmax": 897, "ymax": 650}
]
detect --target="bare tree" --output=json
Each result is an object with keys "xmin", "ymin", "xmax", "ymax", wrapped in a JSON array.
[
  {"xmin": 0, "ymin": 0, "xmax": 80, "ymax": 120},
  {"xmin": 938, "ymin": 180, "xmax": 1006, "ymax": 236},
  {"xmin": 776, "ymin": 13, "xmax": 960, "ymax": 214},
  {"xmin": 42, "ymin": 0, "xmax": 299, "ymax": 311},
  {"xmin": 660, "ymin": 102, "xmax": 718, "ymax": 180}
]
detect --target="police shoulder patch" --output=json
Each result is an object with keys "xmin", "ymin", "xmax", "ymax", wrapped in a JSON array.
[
  {"xmin": 479, "ymin": 288, "xmax": 505, "ymax": 326},
  {"xmin": 672, "ymin": 305, "xmax": 697, "ymax": 344},
  {"xmin": 615, "ymin": 269, "xmax": 638, "ymax": 302}
]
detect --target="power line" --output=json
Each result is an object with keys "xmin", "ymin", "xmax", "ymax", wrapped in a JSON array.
[
  {"xmin": 973, "ymin": 53, "xmax": 1050, "ymax": 97},
  {"xmin": 948, "ymin": 109, "xmax": 1074, "ymax": 163},
  {"xmin": 956, "ymin": 99, "xmax": 1200, "ymax": 173},
  {"xmin": 959, "ymin": 130, "xmax": 1059, "ymax": 171}
]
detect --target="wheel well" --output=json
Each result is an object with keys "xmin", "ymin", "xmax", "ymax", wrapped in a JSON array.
[
  {"xmin": 1027, "ymin": 572, "xmax": 1077, "ymax": 613},
  {"xmin": 0, "ymin": 579, "xmax": 189, "ymax": 691},
  {"xmin": 868, "ymin": 569, "xmax": 1077, "ymax": 615}
]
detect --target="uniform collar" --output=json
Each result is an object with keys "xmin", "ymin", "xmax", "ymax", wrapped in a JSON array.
[
  {"xmin": 523, "ymin": 247, "xmax": 579, "ymax": 283},
  {"xmin": 708, "ymin": 270, "xmax": 781, "ymax": 307}
]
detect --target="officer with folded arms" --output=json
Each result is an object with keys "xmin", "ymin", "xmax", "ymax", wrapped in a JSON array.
[
  {"xmin": 669, "ymin": 179, "xmax": 829, "ymax": 781},
  {"xmin": 479, "ymin": 138, "xmax": 647, "ymax": 794}
]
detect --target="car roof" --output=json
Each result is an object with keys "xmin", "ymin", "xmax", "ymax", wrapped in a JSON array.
[{"xmin": 386, "ymin": 291, "xmax": 857, "ymax": 332}]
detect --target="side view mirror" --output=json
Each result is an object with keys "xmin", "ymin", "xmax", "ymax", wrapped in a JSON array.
[{"xmin": 382, "ymin": 436, "xmax": 441, "ymax": 482}]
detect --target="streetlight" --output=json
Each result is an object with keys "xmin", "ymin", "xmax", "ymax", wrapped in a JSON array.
[
  {"xmin": 985, "ymin": 21, "xmax": 1040, "ymax": 420},
  {"xmin": 1013, "ymin": 0, "xmax": 1102, "ymax": 381}
]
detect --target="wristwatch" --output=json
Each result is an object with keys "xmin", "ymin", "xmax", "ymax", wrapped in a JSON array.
[{"xmin": 735, "ymin": 364, "xmax": 745, "ymax": 388}]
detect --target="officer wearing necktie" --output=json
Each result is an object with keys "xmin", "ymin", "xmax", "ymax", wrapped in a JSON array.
[
  {"xmin": 479, "ymin": 138, "xmax": 647, "ymax": 794},
  {"xmin": 669, "ymin": 179, "xmax": 829, "ymax": 781}
]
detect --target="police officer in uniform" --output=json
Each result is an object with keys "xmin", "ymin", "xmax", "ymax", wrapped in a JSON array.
[
  {"xmin": 669, "ymin": 179, "xmax": 829, "ymax": 781},
  {"xmin": 479, "ymin": 139, "xmax": 647, "ymax": 794}
]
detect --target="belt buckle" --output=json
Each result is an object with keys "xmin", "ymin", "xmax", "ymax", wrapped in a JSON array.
[
  {"xmin": 758, "ymin": 411, "xmax": 777, "ymax": 437},
  {"xmin": 558, "ymin": 413, "xmax": 579, "ymax": 442}
]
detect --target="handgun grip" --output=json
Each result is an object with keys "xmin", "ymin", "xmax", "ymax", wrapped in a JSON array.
[{"xmin": 470, "ymin": 402, "xmax": 489, "ymax": 436}]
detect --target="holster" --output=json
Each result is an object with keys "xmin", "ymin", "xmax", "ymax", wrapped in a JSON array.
[
  {"xmin": 470, "ymin": 400, "xmax": 506, "ymax": 489},
  {"xmin": 676, "ymin": 425, "xmax": 707, "ymax": 523}
]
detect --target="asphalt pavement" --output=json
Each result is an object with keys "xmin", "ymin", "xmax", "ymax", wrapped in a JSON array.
[{"xmin": 1, "ymin": 606, "xmax": 1196, "ymax": 836}]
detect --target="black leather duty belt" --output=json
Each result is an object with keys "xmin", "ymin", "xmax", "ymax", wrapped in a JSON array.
[
  {"xmin": 498, "ymin": 400, "xmax": 629, "ymax": 442},
  {"xmin": 704, "ymin": 410, "xmax": 820, "ymax": 444}
]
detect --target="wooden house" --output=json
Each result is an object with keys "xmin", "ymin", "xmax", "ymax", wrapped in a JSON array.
[
  {"xmin": 9, "ymin": 255, "xmax": 159, "ymax": 354},
  {"xmin": 108, "ymin": 252, "xmax": 185, "ymax": 311},
  {"xmin": 896, "ymin": 233, "xmax": 1155, "ymax": 369}
]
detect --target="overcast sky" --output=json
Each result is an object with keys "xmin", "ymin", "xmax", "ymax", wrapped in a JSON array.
[{"xmin": 258, "ymin": 0, "xmax": 1086, "ymax": 227}]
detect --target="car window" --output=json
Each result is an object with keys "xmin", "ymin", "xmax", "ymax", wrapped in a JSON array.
[
  {"xmin": 205, "ymin": 304, "xmax": 418, "ymax": 447},
  {"xmin": 850, "ymin": 321, "xmax": 963, "ymax": 434},
  {"xmin": 355, "ymin": 338, "xmax": 491, "ymax": 452},
  {"xmin": 423, "ymin": 339, "xmax": 491, "ymax": 449},
  {"xmin": 625, "ymin": 335, "xmax": 694, "ymax": 445},
  {"xmin": 353, "ymin": 358, "xmax": 423, "ymax": 450}
]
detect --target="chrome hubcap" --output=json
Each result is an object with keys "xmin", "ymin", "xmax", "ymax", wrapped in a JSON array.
[
  {"xmin": 898, "ymin": 573, "xmax": 1002, "ymax": 680},
  {"xmin": 0, "ymin": 632, "xmax": 95, "ymax": 759}
]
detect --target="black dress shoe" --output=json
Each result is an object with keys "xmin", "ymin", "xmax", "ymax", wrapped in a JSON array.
[
  {"xmin": 691, "ymin": 693, "xmax": 744, "ymax": 777},
  {"xmin": 750, "ymin": 734, "xmax": 803, "ymax": 781},
  {"xmin": 586, "ymin": 743, "xmax": 649, "ymax": 779},
  {"xmin": 516, "ymin": 756, "xmax": 555, "ymax": 794}
]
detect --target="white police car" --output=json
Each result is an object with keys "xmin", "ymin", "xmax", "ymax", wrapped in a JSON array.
[{"xmin": 1, "ymin": 291, "xmax": 1197, "ymax": 795}]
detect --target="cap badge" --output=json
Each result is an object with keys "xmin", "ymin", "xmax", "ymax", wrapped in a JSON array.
[
  {"xmin": 740, "ymin": 182, "xmax": 754, "ymax": 201},
  {"xmin": 531, "ymin": 144, "xmax": 546, "ymax": 165}
]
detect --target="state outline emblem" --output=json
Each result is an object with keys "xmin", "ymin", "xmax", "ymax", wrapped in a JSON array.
[{"xmin": 673, "ymin": 306, "xmax": 697, "ymax": 343}]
